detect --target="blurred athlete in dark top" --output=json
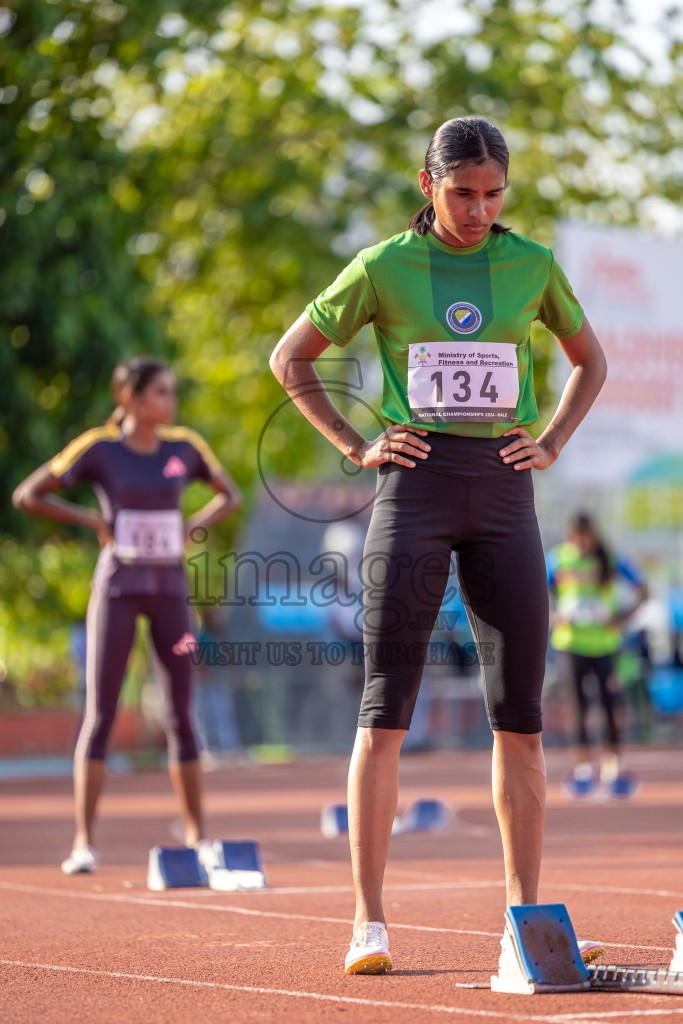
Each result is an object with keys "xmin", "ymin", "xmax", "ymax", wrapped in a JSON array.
[{"xmin": 13, "ymin": 356, "xmax": 242, "ymax": 874}]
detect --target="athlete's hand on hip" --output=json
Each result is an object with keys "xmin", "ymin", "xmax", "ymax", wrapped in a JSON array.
[
  {"xmin": 350, "ymin": 423, "xmax": 431, "ymax": 469},
  {"xmin": 499, "ymin": 427, "xmax": 556, "ymax": 471},
  {"xmin": 94, "ymin": 520, "xmax": 114, "ymax": 547}
]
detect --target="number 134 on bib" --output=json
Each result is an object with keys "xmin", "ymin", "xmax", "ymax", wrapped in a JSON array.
[{"xmin": 407, "ymin": 341, "xmax": 519, "ymax": 423}]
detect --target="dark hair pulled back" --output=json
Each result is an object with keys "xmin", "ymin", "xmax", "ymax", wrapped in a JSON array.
[
  {"xmin": 571, "ymin": 511, "xmax": 613, "ymax": 586},
  {"xmin": 409, "ymin": 116, "xmax": 510, "ymax": 237},
  {"xmin": 107, "ymin": 355, "xmax": 169, "ymax": 427}
]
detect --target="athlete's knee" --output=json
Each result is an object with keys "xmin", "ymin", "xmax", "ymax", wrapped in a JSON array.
[
  {"xmin": 77, "ymin": 711, "xmax": 116, "ymax": 760},
  {"xmin": 493, "ymin": 728, "xmax": 543, "ymax": 756},
  {"xmin": 166, "ymin": 712, "xmax": 198, "ymax": 761},
  {"xmin": 354, "ymin": 725, "xmax": 406, "ymax": 756}
]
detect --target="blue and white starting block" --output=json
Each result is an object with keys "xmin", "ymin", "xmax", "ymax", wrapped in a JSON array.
[
  {"xmin": 393, "ymin": 798, "xmax": 450, "ymax": 835},
  {"xmin": 147, "ymin": 840, "xmax": 265, "ymax": 891},
  {"xmin": 491, "ymin": 903, "xmax": 590, "ymax": 994},
  {"xmin": 147, "ymin": 846, "xmax": 207, "ymax": 891},
  {"xmin": 320, "ymin": 803, "xmax": 349, "ymax": 838},
  {"xmin": 321, "ymin": 798, "xmax": 450, "ymax": 838},
  {"xmin": 202, "ymin": 839, "xmax": 266, "ymax": 891},
  {"xmin": 485, "ymin": 905, "xmax": 683, "ymax": 997},
  {"xmin": 672, "ymin": 911, "xmax": 683, "ymax": 971}
]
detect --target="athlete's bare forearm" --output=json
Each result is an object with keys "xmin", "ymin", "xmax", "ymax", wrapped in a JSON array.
[
  {"xmin": 185, "ymin": 490, "xmax": 242, "ymax": 534},
  {"xmin": 537, "ymin": 318, "xmax": 607, "ymax": 460},
  {"xmin": 24, "ymin": 493, "xmax": 105, "ymax": 530},
  {"xmin": 287, "ymin": 375, "xmax": 367, "ymax": 461},
  {"xmin": 271, "ymin": 313, "xmax": 431, "ymax": 469},
  {"xmin": 270, "ymin": 314, "xmax": 367, "ymax": 461},
  {"xmin": 13, "ymin": 468, "xmax": 105, "ymax": 533},
  {"xmin": 538, "ymin": 359, "xmax": 607, "ymax": 460}
]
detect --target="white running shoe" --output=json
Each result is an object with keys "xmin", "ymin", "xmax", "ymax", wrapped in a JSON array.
[
  {"xmin": 195, "ymin": 839, "xmax": 217, "ymax": 870},
  {"xmin": 577, "ymin": 939, "xmax": 604, "ymax": 965},
  {"xmin": 61, "ymin": 846, "xmax": 98, "ymax": 876},
  {"xmin": 345, "ymin": 921, "xmax": 393, "ymax": 974}
]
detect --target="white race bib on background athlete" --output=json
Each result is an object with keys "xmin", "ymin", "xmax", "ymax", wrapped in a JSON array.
[
  {"xmin": 407, "ymin": 341, "xmax": 519, "ymax": 423},
  {"xmin": 114, "ymin": 509, "xmax": 184, "ymax": 562},
  {"xmin": 560, "ymin": 595, "xmax": 611, "ymax": 626}
]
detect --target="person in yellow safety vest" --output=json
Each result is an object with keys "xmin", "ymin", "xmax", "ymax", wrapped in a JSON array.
[{"xmin": 548, "ymin": 512, "xmax": 648, "ymax": 797}]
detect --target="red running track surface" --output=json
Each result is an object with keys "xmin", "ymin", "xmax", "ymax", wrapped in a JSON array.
[{"xmin": 2, "ymin": 747, "xmax": 683, "ymax": 1024}]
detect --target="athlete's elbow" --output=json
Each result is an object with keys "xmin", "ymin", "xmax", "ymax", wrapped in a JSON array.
[
  {"xmin": 584, "ymin": 347, "xmax": 607, "ymax": 388},
  {"xmin": 12, "ymin": 483, "xmax": 31, "ymax": 511},
  {"xmin": 597, "ymin": 347, "xmax": 608, "ymax": 382},
  {"xmin": 596, "ymin": 356, "xmax": 608, "ymax": 394},
  {"xmin": 269, "ymin": 343, "xmax": 287, "ymax": 383}
]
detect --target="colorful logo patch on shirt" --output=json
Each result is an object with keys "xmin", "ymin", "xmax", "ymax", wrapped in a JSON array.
[
  {"xmin": 172, "ymin": 632, "xmax": 197, "ymax": 656},
  {"xmin": 162, "ymin": 455, "xmax": 187, "ymax": 478},
  {"xmin": 446, "ymin": 301, "xmax": 482, "ymax": 335}
]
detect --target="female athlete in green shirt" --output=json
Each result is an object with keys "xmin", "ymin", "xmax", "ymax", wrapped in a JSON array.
[{"xmin": 270, "ymin": 116, "xmax": 607, "ymax": 974}]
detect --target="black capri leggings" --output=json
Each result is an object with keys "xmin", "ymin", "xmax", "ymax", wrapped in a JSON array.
[
  {"xmin": 567, "ymin": 652, "xmax": 621, "ymax": 749},
  {"xmin": 357, "ymin": 432, "xmax": 549, "ymax": 734},
  {"xmin": 75, "ymin": 589, "xmax": 198, "ymax": 762}
]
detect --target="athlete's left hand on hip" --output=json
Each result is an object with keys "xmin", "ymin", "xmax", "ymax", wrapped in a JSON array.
[{"xmin": 498, "ymin": 427, "xmax": 556, "ymax": 471}]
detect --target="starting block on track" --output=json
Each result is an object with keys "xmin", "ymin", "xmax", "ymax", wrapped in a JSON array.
[
  {"xmin": 672, "ymin": 911, "xmax": 683, "ymax": 971},
  {"xmin": 147, "ymin": 840, "xmax": 266, "ymax": 891},
  {"xmin": 393, "ymin": 798, "xmax": 450, "ymax": 834},
  {"xmin": 589, "ymin": 911, "xmax": 683, "ymax": 995},
  {"xmin": 321, "ymin": 798, "xmax": 450, "ymax": 838},
  {"xmin": 491, "ymin": 904, "xmax": 590, "ymax": 994},
  {"xmin": 203, "ymin": 840, "xmax": 266, "ymax": 891},
  {"xmin": 321, "ymin": 803, "xmax": 349, "ymax": 837},
  {"xmin": 589, "ymin": 964, "xmax": 683, "ymax": 994},
  {"xmin": 147, "ymin": 846, "xmax": 207, "ymax": 891},
  {"xmin": 607, "ymin": 771, "xmax": 640, "ymax": 799},
  {"xmin": 486, "ymin": 906, "xmax": 683, "ymax": 997}
]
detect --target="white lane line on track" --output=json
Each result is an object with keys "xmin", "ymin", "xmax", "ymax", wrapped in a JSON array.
[
  {"xmin": 2, "ymin": 959, "xmax": 674, "ymax": 1024},
  {"xmin": 0, "ymin": 882, "xmax": 498, "ymax": 937},
  {"xmin": 542, "ymin": 1013, "xmax": 683, "ymax": 1021},
  {"xmin": 160, "ymin": 878, "xmax": 683, "ymax": 902},
  {"xmin": 0, "ymin": 882, "xmax": 672, "ymax": 952},
  {"xmin": 168, "ymin": 880, "xmax": 507, "ymax": 896},
  {"xmin": 4, "ymin": 876, "xmax": 680, "ymax": 901},
  {"xmin": 550, "ymin": 882, "xmax": 683, "ymax": 901}
]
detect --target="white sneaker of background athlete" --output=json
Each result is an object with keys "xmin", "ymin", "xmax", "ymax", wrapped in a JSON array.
[
  {"xmin": 345, "ymin": 921, "xmax": 393, "ymax": 974},
  {"xmin": 61, "ymin": 846, "xmax": 98, "ymax": 876},
  {"xmin": 195, "ymin": 839, "xmax": 216, "ymax": 870}
]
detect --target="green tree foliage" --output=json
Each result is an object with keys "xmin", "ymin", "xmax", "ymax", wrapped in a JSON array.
[
  {"xmin": 118, "ymin": 4, "xmax": 387, "ymax": 496},
  {"xmin": 0, "ymin": 0, "xmax": 179, "ymax": 535},
  {"xmin": 0, "ymin": 0, "xmax": 391, "ymax": 538},
  {"xmin": 3, "ymin": 0, "xmax": 682, "ymax": 520},
  {"xmin": 422, "ymin": 0, "xmax": 683, "ymax": 238},
  {"xmin": 0, "ymin": 535, "xmax": 91, "ymax": 705},
  {"xmin": 1, "ymin": 0, "xmax": 681, "ymax": 700}
]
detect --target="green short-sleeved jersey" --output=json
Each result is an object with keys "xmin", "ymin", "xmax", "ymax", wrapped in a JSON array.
[{"xmin": 306, "ymin": 228, "xmax": 584, "ymax": 437}]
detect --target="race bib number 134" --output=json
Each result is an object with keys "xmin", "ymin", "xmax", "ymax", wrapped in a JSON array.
[{"xmin": 407, "ymin": 341, "xmax": 519, "ymax": 423}]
